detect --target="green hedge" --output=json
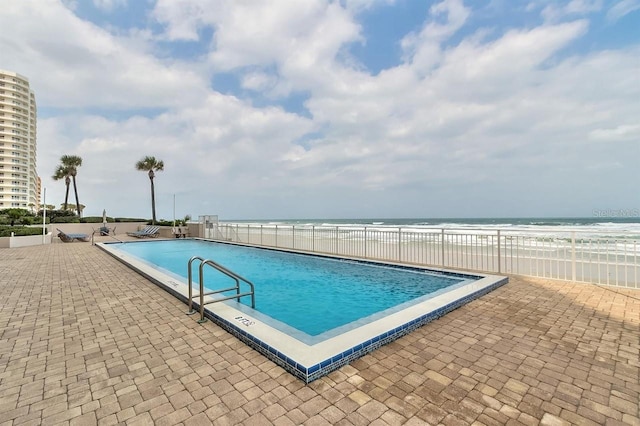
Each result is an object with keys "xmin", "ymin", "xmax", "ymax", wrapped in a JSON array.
[
  {"xmin": 51, "ymin": 216, "xmax": 81, "ymax": 223},
  {"xmin": 44, "ymin": 210, "xmax": 78, "ymax": 222},
  {"xmin": 0, "ymin": 226, "xmax": 46, "ymax": 237},
  {"xmin": 114, "ymin": 217, "xmax": 148, "ymax": 223},
  {"xmin": 151, "ymin": 220, "xmax": 176, "ymax": 226},
  {"xmin": 80, "ymin": 216, "xmax": 115, "ymax": 223},
  {"xmin": 51, "ymin": 216, "xmax": 149, "ymax": 224}
]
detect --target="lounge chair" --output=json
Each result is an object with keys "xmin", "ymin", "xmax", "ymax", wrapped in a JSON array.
[
  {"xmin": 92, "ymin": 226, "xmax": 116, "ymax": 236},
  {"xmin": 57, "ymin": 228, "xmax": 90, "ymax": 242},
  {"xmin": 126, "ymin": 225, "xmax": 160, "ymax": 238}
]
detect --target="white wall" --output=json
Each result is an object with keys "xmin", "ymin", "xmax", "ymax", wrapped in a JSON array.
[{"xmin": 0, "ymin": 232, "xmax": 52, "ymax": 248}]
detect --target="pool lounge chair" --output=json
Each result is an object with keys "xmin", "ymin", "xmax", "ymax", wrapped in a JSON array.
[
  {"xmin": 92, "ymin": 226, "xmax": 116, "ymax": 236},
  {"xmin": 57, "ymin": 228, "xmax": 90, "ymax": 242},
  {"xmin": 126, "ymin": 225, "xmax": 160, "ymax": 238}
]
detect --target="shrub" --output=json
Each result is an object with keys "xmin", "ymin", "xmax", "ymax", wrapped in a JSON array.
[
  {"xmin": 114, "ymin": 217, "xmax": 148, "ymax": 223},
  {"xmin": 20, "ymin": 216, "xmax": 34, "ymax": 226},
  {"xmin": 46, "ymin": 209, "xmax": 78, "ymax": 222},
  {"xmin": 0, "ymin": 226, "xmax": 46, "ymax": 237},
  {"xmin": 0, "ymin": 208, "xmax": 34, "ymax": 226},
  {"xmin": 80, "ymin": 216, "xmax": 115, "ymax": 223},
  {"xmin": 51, "ymin": 216, "xmax": 81, "ymax": 223},
  {"xmin": 150, "ymin": 220, "xmax": 175, "ymax": 226}
]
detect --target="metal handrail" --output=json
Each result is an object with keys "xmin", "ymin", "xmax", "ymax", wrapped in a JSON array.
[
  {"xmin": 91, "ymin": 227, "xmax": 123, "ymax": 245},
  {"xmin": 186, "ymin": 256, "xmax": 256, "ymax": 323},
  {"xmin": 186, "ymin": 256, "xmax": 207, "ymax": 314}
]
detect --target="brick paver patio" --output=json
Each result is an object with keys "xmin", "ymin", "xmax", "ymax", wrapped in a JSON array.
[{"xmin": 1, "ymin": 241, "xmax": 638, "ymax": 425}]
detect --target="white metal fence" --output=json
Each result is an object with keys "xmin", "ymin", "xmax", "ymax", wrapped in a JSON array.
[{"xmin": 209, "ymin": 224, "xmax": 639, "ymax": 289}]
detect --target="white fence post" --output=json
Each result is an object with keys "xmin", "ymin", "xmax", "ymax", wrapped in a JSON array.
[
  {"xmin": 441, "ymin": 229, "xmax": 445, "ymax": 268},
  {"xmin": 497, "ymin": 230, "xmax": 501, "ymax": 274},
  {"xmin": 571, "ymin": 231, "xmax": 576, "ymax": 282},
  {"xmin": 364, "ymin": 227, "xmax": 368, "ymax": 259}
]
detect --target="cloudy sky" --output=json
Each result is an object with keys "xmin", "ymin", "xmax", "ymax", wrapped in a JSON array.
[{"xmin": 1, "ymin": 0, "xmax": 638, "ymax": 220}]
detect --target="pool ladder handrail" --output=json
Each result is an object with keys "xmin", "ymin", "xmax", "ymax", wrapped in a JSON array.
[{"xmin": 186, "ymin": 256, "xmax": 256, "ymax": 324}]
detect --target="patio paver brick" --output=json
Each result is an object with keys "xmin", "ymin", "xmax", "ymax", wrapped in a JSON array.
[{"xmin": 1, "ymin": 242, "xmax": 638, "ymax": 425}]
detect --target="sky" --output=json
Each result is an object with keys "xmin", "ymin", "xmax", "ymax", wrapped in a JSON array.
[{"xmin": 1, "ymin": 0, "xmax": 639, "ymax": 220}]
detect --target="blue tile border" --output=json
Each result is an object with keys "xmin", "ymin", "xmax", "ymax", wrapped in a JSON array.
[{"xmin": 194, "ymin": 275, "xmax": 508, "ymax": 383}]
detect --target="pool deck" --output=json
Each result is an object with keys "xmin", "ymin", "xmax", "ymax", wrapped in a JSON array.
[{"xmin": 1, "ymin": 238, "xmax": 639, "ymax": 425}]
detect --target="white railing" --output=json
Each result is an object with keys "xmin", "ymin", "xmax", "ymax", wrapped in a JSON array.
[{"xmin": 211, "ymin": 224, "xmax": 640, "ymax": 289}]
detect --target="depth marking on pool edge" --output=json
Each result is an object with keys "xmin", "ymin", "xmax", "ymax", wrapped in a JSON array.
[
  {"xmin": 167, "ymin": 280, "xmax": 179, "ymax": 288},
  {"xmin": 235, "ymin": 316, "xmax": 256, "ymax": 327}
]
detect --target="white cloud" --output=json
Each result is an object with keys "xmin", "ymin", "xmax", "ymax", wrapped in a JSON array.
[
  {"xmin": 589, "ymin": 124, "xmax": 640, "ymax": 142},
  {"xmin": 152, "ymin": 0, "xmax": 214, "ymax": 41},
  {"xmin": 606, "ymin": 0, "xmax": 640, "ymax": 22},
  {"xmin": 0, "ymin": 0, "xmax": 209, "ymax": 109},
  {"xmin": 210, "ymin": 2, "xmax": 361, "ymax": 74},
  {"xmin": 529, "ymin": 0, "xmax": 604, "ymax": 21},
  {"xmin": 93, "ymin": 0, "xmax": 127, "ymax": 12},
  {"xmin": 153, "ymin": 0, "xmax": 363, "ymax": 100},
  {"xmin": 401, "ymin": 0, "xmax": 470, "ymax": 72},
  {"xmin": 3, "ymin": 0, "xmax": 638, "ymax": 217},
  {"xmin": 565, "ymin": 0, "xmax": 603, "ymax": 14},
  {"xmin": 241, "ymin": 71, "xmax": 278, "ymax": 92},
  {"xmin": 153, "ymin": 0, "xmax": 362, "ymax": 67},
  {"xmin": 342, "ymin": 0, "xmax": 396, "ymax": 13},
  {"xmin": 279, "ymin": 19, "xmax": 637, "ymax": 198},
  {"xmin": 39, "ymin": 92, "xmax": 315, "ymax": 217}
]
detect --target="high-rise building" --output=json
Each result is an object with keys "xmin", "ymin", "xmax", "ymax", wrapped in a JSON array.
[{"xmin": 0, "ymin": 70, "xmax": 38, "ymax": 211}]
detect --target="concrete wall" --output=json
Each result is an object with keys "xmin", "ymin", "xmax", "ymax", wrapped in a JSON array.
[
  {"xmin": 52, "ymin": 223, "xmax": 195, "ymax": 240},
  {"xmin": 1, "ymin": 222, "xmax": 198, "ymax": 248},
  {"xmin": 52, "ymin": 222, "xmax": 147, "ymax": 236},
  {"xmin": 51, "ymin": 222, "xmax": 147, "ymax": 243},
  {"xmin": 187, "ymin": 223, "xmax": 199, "ymax": 237},
  {"xmin": 0, "ymin": 232, "xmax": 52, "ymax": 248}
]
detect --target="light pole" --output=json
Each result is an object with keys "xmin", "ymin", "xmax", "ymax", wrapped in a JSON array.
[{"xmin": 42, "ymin": 187, "xmax": 47, "ymax": 244}]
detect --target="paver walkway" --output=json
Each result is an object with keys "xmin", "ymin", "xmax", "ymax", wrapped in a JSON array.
[{"xmin": 1, "ymin": 242, "xmax": 639, "ymax": 425}]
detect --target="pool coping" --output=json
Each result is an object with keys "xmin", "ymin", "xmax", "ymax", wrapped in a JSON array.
[{"xmin": 98, "ymin": 239, "xmax": 508, "ymax": 383}]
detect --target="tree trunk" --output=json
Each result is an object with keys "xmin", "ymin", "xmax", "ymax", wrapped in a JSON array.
[
  {"xmin": 150, "ymin": 176, "xmax": 157, "ymax": 225},
  {"xmin": 64, "ymin": 177, "xmax": 70, "ymax": 211},
  {"xmin": 72, "ymin": 175, "xmax": 81, "ymax": 217}
]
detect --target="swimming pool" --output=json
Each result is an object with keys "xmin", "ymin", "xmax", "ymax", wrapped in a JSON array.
[{"xmin": 101, "ymin": 239, "xmax": 508, "ymax": 382}]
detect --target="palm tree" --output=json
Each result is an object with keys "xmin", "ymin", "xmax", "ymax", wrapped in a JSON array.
[
  {"xmin": 53, "ymin": 155, "xmax": 83, "ymax": 215},
  {"xmin": 52, "ymin": 164, "xmax": 71, "ymax": 211},
  {"xmin": 135, "ymin": 156, "xmax": 164, "ymax": 224},
  {"xmin": 61, "ymin": 155, "xmax": 83, "ymax": 216}
]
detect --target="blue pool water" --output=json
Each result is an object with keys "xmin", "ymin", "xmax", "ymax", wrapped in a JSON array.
[{"xmin": 116, "ymin": 240, "xmax": 467, "ymax": 336}]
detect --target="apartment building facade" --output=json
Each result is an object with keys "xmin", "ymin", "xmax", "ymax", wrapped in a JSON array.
[{"xmin": 0, "ymin": 70, "xmax": 39, "ymax": 211}]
